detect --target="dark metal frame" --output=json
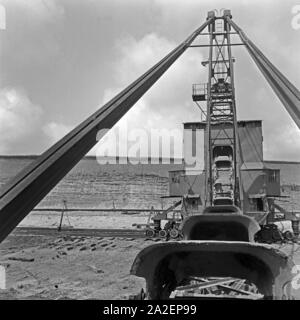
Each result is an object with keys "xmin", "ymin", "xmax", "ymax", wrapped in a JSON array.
[{"xmin": 205, "ymin": 16, "xmax": 241, "ymax": 207}]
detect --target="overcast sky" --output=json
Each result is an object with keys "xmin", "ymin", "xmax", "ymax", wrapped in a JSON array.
[{"xmin": 0, "ymin": 0, "xmax": 299, "ymax": 161}]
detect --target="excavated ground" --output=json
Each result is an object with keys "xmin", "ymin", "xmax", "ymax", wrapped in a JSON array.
[{"xmin": 0, "ymin": 232, "xmax": 300, "ymax": 300}]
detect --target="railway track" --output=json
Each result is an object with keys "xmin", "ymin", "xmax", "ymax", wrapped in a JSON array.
[{"xmin": 11, "ymin": 227, "xmax": 146, "ymax": 238}]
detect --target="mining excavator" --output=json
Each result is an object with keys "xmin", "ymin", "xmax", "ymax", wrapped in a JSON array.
[
  {"xmin": 0, "ymin": 10, "xmax": 299, "ymax": 300},
  {"xmin": 130, "ymin": 10, "xmax": 300, "ymax": 300}
]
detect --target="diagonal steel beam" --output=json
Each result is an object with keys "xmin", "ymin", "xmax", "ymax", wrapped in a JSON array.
[
  {"xmin": 0, "ymin": 18, "xmax": 213, "ymax": 243},
  {"xmin": 225, "ymin": 16, "xmax": 300, "ymax": 129}
]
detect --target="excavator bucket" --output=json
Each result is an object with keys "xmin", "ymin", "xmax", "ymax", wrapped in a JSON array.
[
  {"xmin": 181, "ymin": 213, "xmax": 260, "ymax": 242},
  {"xmin": 130, "ymin": 241, "xmax": 295, "ymax": 300},
  {"xmin": 130, "ymin": 206, "xmax": 295, "ymax": 300},
  {"xmin": 181, "ymin": 205, "xmax": 260, "ymax": 242}
]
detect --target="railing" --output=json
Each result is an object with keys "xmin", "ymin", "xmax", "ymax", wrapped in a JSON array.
[{"xmin": 192, "ymin": 83, "xmax": 207, "ymax": 101}]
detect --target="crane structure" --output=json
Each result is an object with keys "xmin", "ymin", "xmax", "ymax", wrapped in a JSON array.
[
  {"xmin": 201, "ymin": 12, "xmax": 241, "ymax": 208},
  {"xmin": 0, "ymin": 9, "xmax": 299, "ymax": 299}
]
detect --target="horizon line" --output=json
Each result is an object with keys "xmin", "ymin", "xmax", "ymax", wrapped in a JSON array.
[{"xmin": 0, "ymin": 155, "xmax": 299, "ymax": 164}]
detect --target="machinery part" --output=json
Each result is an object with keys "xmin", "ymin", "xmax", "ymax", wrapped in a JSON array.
[
  {"xmin": 203, "ymin": 205, "xmax": 240, "ymax": 214},
  {"xmin": 160, "ymin": 200, "xmax": 182, "ymax": 217},
  {"xmin": 273, "ymin": 220, "xmax": 294, "ymax": 234},
  {"xmin": 151, "ymin": 200, "xmax": 182, "ymax": 224},
  {"xmin": 225, "ymin": 16, "xmax": 300, "ymax": 129},
  {"xmin": 204, "ymin": 13, "xmax": 242, "ymax": 207},
  {"xmin": 130, "ymin": 241, "xmax": 295, "ymax": 300},
  {"xmin": 153, "ymin": 219, "xmax": 161, "ymax": 232},
  {"xmin": 0, "ymin": 18, "xmax": 213, "ymax": 244},
  {"xmin": 129, "ymin": 288, "xmax": 146, "ymax": 300},
  {"xmin": 145, "ymin": 228, "xmax": 155, "ymax": 238},
  {"xmin": 255, "ymin": 225, "xmax": 273, "ymax": 243},
  {"xmin": 272, "ymin": 227, "xmax": 283, "ymax": 242},
  {"xmin": 292, "ymin": 220, "xmax": 300, "ymax": 238},
  {"xmin": 181, "ymin": 207, "xmax": 260, "ymax": 242},
  {"xmin": 158, "ymin": 229, "xmax": 167, "ymax": 238},
  {"xmin": 170, "ymin": 277, "xmax": 263, "ymax": 299},
  {"xmin": 284, "ymin": 231, "xmax": 294, "ymax": 241},
  {"xmin": 256, "ymin": 224, "xmax": 285, "ymax": 244},
  {"xmin": 169, "ymin": 228, "xmax": 179, "ymax": 239}
]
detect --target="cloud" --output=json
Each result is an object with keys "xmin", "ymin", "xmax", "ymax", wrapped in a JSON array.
[
  {"xmin": 43, "ymin": 121, "xmax": 73, "ymax": 144},
  {"xmin": 1, "ymin": 0, "xmax": 65, "ymax": 70},
  {"xmin": 235, "ymin": 66, "xmax": 300, "ymax": 161},
  {"xmin": 114, "ymin": 33, "xmax": 174, "ymax": 86},
  {"xmin": 0, "ymin": 87, "xmax": 42, "ymax": 153},
  {"xmin": 98, "ymin": 26, "xmax": 300, "ymax": 161},
  {"xmin": 1, "ymin": 0, "xmax": 298, "ymax": 160},
  {"xmin": 96, "ymin": 32, "xmax": 205, "ymax": 158},
  {"xmin": 264, "ymin": 121, "xmax": 300, "ymax": 161}
]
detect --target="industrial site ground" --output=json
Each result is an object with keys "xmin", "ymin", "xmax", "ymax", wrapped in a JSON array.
[
  {"xmin": 1, "ymin": 231, "xmax": 300, "ymax": 300},
  {"xmin": 0, "ymin": 232, "xmax": 150, "ymax": 300},
  {"xmin": 0, "ymin": 159, "xmax": 299, "ymax": 300}
]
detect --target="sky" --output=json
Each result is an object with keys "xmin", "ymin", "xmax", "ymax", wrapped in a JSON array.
[{"xmin": 0, "ymin": 0, "xmax": 299, "ymax": 161}]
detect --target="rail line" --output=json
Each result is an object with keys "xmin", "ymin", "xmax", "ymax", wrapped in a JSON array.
[{"xmin": 10, "ymin": 227, "xmax": 146, "ymax": 238}]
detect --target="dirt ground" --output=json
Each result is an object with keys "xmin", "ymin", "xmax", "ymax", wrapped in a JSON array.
[
  {"xmin": 0, "ymin": 233, "xmax": 157, "ymax": 300},
  {"xmin": 1, "ymin": 233, "xmax": 300, "ymax": 300}
]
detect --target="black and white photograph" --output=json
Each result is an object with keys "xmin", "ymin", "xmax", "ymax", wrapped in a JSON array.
[{"xmin": 0, "ymin": 0, "xmax": 299, "ymax": 306}]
